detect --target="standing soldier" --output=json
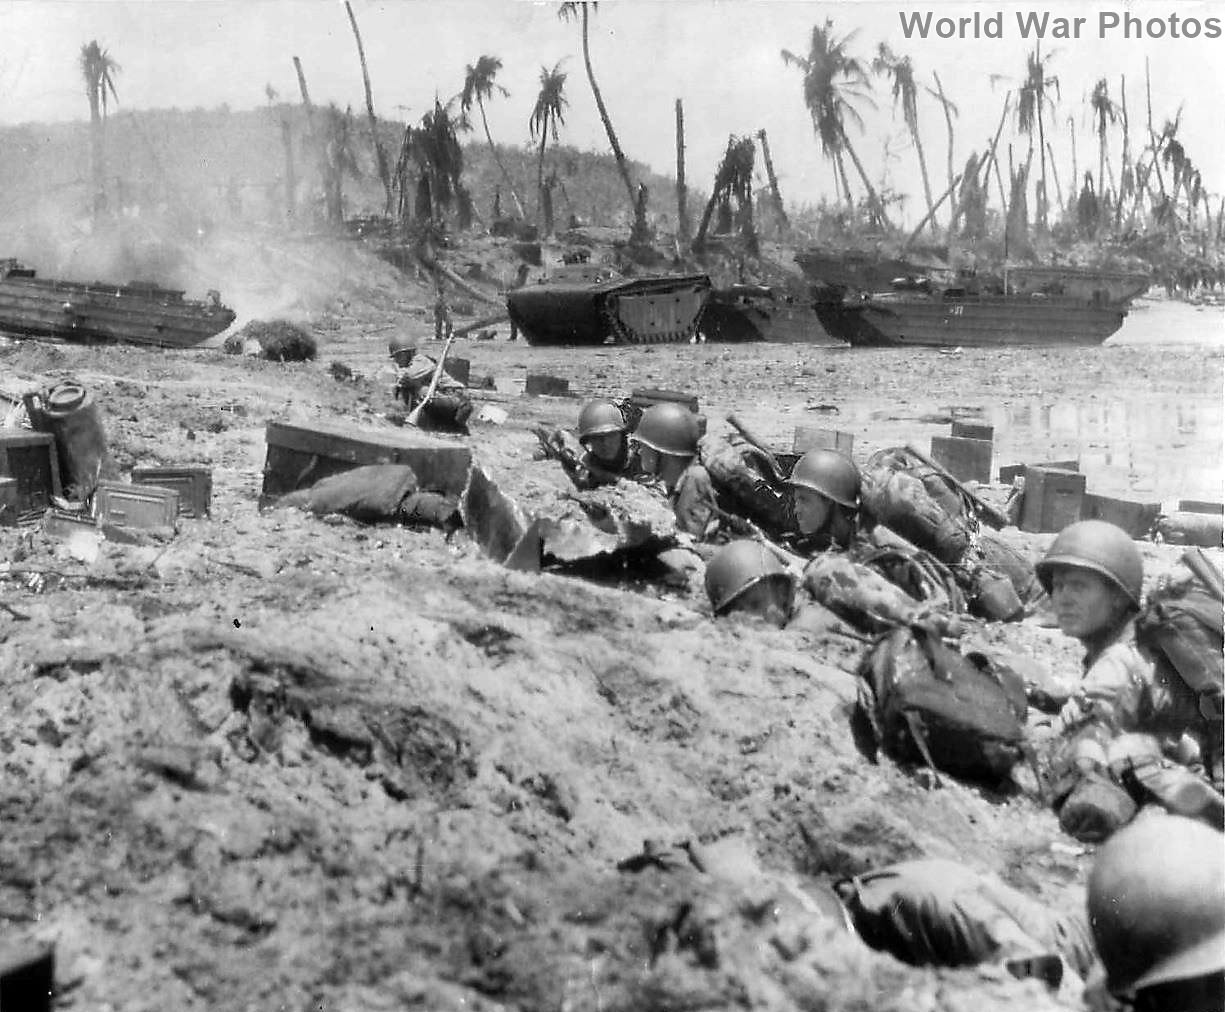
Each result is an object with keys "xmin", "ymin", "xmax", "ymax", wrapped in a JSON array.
[{"xmin": 433, "ymin": 276, "xmax": 453, "ymax": 343}]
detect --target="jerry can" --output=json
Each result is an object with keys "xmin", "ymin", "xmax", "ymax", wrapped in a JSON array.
[{"xmin": 24, "ymin": 381, "xmax": 108, "ymax": 501}]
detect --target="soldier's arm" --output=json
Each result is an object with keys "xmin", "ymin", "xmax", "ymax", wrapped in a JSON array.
[{"xmin": 1052, "ymin": 648, "xmax": 1148, "ymax": 736}]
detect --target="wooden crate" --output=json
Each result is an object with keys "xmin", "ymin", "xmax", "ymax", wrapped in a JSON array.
[
  {"xmin": 524, "ymin": 374, "xmax": 570, "ymax": 397},
  {"xmin": 1080, "ymin": 493, "xmax": 1161, "ymax": 539},
  {"xmin": 0, "ymin": 431, "xmax": 61, "ymax": 513},
  {"xmin": 792, "ymin": 426, "xmax": 854, "ymax": 456},
  {"xmin": 999, "ymin": 460, "xmax": 1080, "ymax": 485},
  {"xmin": 261, "ymin": 420, "xmax": 472, "ymax": 502},
  {"xmin": 950, "ymin": 421, "xmax": 995, "ymax": 441},
  {"xmin": 131, "ymin": 466, "xmax": 212, "ymax": 518},
  {"xmin": 931, "ymin": 435, "xmax": 992, "ymax": 484},
  {"xmin": 1020, "ymin": 465, "xmax": 1086, "ymax": 533},
  {"xmin": 1178, "ymin": 499, "xmax": 1224, "ymax": 516},
  {"xmin": 94, "ymin": 481, "xmax": 179, "ymax": 531}
]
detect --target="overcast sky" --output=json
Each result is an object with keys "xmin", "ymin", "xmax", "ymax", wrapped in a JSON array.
[{"xmin": 1, "ymin": 0, "xmax": 1221, "ymax": 226}]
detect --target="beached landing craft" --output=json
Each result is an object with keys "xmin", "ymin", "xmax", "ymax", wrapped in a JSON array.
[
  {"xmin": 698, "ymin": 284, "xmax": 843, "ymax": 345},
  {"xmin": 505, "ymin": 265, "xmax": 712, "ymax": 345},
  {"xmin": 0, "ymin": 259, "xmax": 237, "ymax": 348},
  {"xmin": 812, "ymin": 281, "xmax": 1131, "ymax": 348}
]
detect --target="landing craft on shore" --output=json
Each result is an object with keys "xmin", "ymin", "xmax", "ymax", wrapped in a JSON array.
[
  {"xmin": 505, "ymin": 265, "xmax": 712, "ymax": 346},
  {"xmin": 0, "ymin": 259, "xmax": 237, "ymax": 349}
]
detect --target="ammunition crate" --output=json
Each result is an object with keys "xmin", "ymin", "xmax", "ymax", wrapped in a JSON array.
[
  {"xmin": 792, "ymin": 426, "xmax": 854, "ymax": 456},
  {"xmin": 621, "ymin": 388, "xmax": 706, "ymax": 437},
  {"xmin": 1019, "ymin": 465, "xmax": 1086, "ymax": 534},
  {"xmin": 43, "ymin": 508, "xmax": 99, "ymax": 538},
  {"xmin": 94, "ymin": 481, "xmax": 179, "ymax": 532},
  {"xmin": 0, "ymin": 431, "xmax": 61, "ymax": 513},
  {"xmin": 442, "ymin": 357, "xmax": 471, "ymax": 387},
  {"xmin": 998, "ymin": 460, "xmax": 1080, "ymax": 485},
  {"xmin": 1, "ymin": 941, "xmax": 54, "ymax": 1012},
  {"xmin": 524, "ymin": 373, "xmax": 570, "ymax": 397},
  {"xmin": 261, "ymin": 419, "xmax": 472, "ymax": 503},
  {"xmin": 950, "ymin": 421, "xmax": 995, "ymax": 442},
  {"xmin": 1178, "ymin": 499, "xmax": 1225, "ymax": 515},
  {"xmin": 931, "ymin": 435, "xmax": 993, "ymax": 485},
  {"xmin": 131, "ymin": 466, "xmax": 213, "ymax": 518},
  {"xmin": 1080, "ymin": 493, "xmax": 1161, "ymax": 539}
]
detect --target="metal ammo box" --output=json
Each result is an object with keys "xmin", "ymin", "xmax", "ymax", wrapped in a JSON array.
[
  {"xmin": 0, "ymin": 431, "xmax": 61, "ymax": 514},
  {"xmin": 131, "ymin": 466, "xmax": 212, "ymax": 518},
  {"xmin": 94, "ymin": 481, "xmax": 179, "ymax": 531},
  {"xmin": 261, "ymin": 419, "xmax": 473, "ymax": 504}
]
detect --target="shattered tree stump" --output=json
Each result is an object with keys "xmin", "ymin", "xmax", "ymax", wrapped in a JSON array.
[
  {"xmin": 261, "ymin": 420, "xmax": 472, "ymax": 504},
  {"xmin": 461, "ymin": 448, "xmax": 677, "ymax": 573}
]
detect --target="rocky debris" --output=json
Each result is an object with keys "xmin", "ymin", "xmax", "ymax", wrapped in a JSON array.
[{"xmin": 223, "ymin": 319, "xmax": 317, "ymax": 362}]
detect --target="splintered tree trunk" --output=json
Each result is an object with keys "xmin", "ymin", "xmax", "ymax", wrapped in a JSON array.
[
  {"xmin": 982, "ymin": 93, "xmax": 1011, "ymax": 216},
  {"xmin": 344, "ymin": 1, "xmax": 394, "ymax": 215},
  {"xmin": 281, "ymin": 119, "xmax": 296, "ymax": 218},
  {"xmin": 88, "ymin": 95, "xmax": 105, "ymax": 218},
  {"xmin": 932, "ymin": 71, "xmax": 956, "ymax": 231},
  {"xmin": 1115, "ymin": 74, "xmax": 1130, "ymax": 230},
  {"xmin": 757, "ymin": 128, "xmax": 790, "ymax": 233},
  {"xmin": 839, "ymin": 128, "xmax": 892, "ymax": 230},
  {"xmin": 675, "ymin": 99, "xmax": 690, "ymax": 243},
  {"xmin": 1046, "ymin": 141, "xmax": 1063, "ymax": 212},
  {"xmin": 479, "ymin": 97, "xmax": 526, "ymax": 220},
  {"xmin": 909, "ymin": 125, "xmax": 937, "ymax": 236},
  {"xmin": 693, "ymin": 186, "xmax": 721, "ymax": 250}
]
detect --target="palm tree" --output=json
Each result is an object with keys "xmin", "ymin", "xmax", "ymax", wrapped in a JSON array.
[
  {"xmin": 781, "ymin": 20, "xmax": 891, "ymax": 229},
  {"xmin": 558, "ymin": 2, "xmax": 647, "ymax": 241},
  {"xmin": 396, "ymin": 98, "xmax": 471, "ymax": 227},
  {"xmin": 1089, "ymin": 78, "xmax": 1118, "ymax": 222},
  {"xmin": 1017, "ymin": 43, "xmax": 1060, "ymax": 230},
  {"xmin": 873, "ymin": 44, "xmax": 935, "ymax": 234},
  {"xmin": 80, "ymin": 40, "xmax": 120, "ymax": 217},
  {"xmin": 529, "ymin": 62, "xmax": 568, "ymax": 236},
  {"xmin": 462, "ymin": 55, "xmax": 526, "ymax": 220},
  {"xmin": 693, "ymin": 135, "xmax": 756, "ymax": 251}
]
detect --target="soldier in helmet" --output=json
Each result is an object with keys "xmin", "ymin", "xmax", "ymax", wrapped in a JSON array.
[
  {"xmin": 1032, "ymin": 520, "xmax": 1222, "ymax": 840},
  {"xmin": 785, "ymin": 448, "xmax": 864, "ymax": 552},
  {"xmin": 1086, "ymin": 812, "xmax": 1225, "ymax": 1012},
  {"xmin": 534, "ymin": 399, "xmax": 643, "ymax": 490},
  {"xmin": 703, "ymin": 539, "xmax": 796, "ymax": 628},
  {"xmin": 631, "ymin": 402, "xmax": 726, "ymax": 540},
  {"xmin": 388, "ymin": 333, "xmax": 473, "ymax": 434}
]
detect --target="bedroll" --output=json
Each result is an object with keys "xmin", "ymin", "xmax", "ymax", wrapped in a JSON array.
[{"xmin": 861, "ymin": 447, "xmax": 976, "ymax": 565}]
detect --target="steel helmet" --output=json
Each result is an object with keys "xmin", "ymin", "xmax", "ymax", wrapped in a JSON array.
[
  {"xmin": 577, "ymin": 399, "xmax": 627, "ymax": 443},
  {"xmin": 388, "ymin": 333, "xmax": 417, "ymax": 358},
  {"xmin": 704, "ymin": 539, "xmax": 792, "ymax": 614},
  {"xmin": 633, "ymin": 403, "xmax": 701, "ymax": 457},
  {"xmin": 1035, "ymin": 519, "xmax": 1143, "ymax": 607},
  {"xmin": 786, "ymin": 449, "xmax": 860, "ymax": 508},
  {"xmin": 1088, "ymin": 812, "xmax": 1225, "ymax": 997}
]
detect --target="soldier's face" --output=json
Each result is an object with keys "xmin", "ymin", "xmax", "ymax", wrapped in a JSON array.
[
  {"xmin": 585, "ymin": 432, "xmax": 623, "ymax": 463},
  {"xmin": 1050, "ymin": 566, "xmax": 1129, "ymax": 640},
  {"xmin": 793, "ymin": 487, "xmax": 833, "ymax": 534},
  {"xmin": 637, "ymin": 444, "xmax": 661, "ymax": 474},
  {"xmin": 726, "ymin": 578, "xmax": 794, "ymax": 629}
]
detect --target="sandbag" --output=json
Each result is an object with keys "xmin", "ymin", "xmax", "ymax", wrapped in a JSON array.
[
  {"xmin": 861, "ymin": 447, "xmax": 976, "ymax": 564},
  {"xmin": 857, "ymin": 624, "xmax": 1028, "ymax": 782},
  {"xmin": 803, "ymin": 553, "xmax": 925, "ymax": 633},
  {"xmin": 277, "ymin": 464, "xmax": 419, "ymax": 522},
  {"xmin": 1136, "ymin": 579, "xmax": 1225, "ymax": 722},
  {"xmin": 835, "ymin": 859, "xmax": 1095, "ymax": 983},
  {"xmin": 697, "ymin": 433, "xmax": 793, "ymax": 536},
  {"xmin": 859, "ymin": 544, "xmax": 967, "ymax": 614}
]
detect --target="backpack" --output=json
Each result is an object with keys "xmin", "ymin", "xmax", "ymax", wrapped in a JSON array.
[
  {"xmin": 859, "ymin": 543, "xmax": 968, "ymax": 615},
  {"xmin": 860, "ymin": 448, "xmax": 977, "ymax": 565},
  {"xmin": 1135, "ymin": 579, "xmax": 1224, "ymax": 722},
  {"xmin": 697, "ymin": 432, "xmax": 794, "ymax": 537},
  {"xmin": 856, "ymin": 624, "xmax": 1029, "ymax": 784}
]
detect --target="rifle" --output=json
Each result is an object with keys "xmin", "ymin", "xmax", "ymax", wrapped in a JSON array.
[
  {"xmin": 406, "ymin": 330, "xmax": 458, "ymax": 427},
  {"xmin": 1183, "ymin": 547, "xmax": 1225, "ymax": 602},
  {"xmin": 904, "ymin": 442, "xmax": 1009, "ymax": 530},
  {"xmin": 532, "ymin": 426, "xmax": 624, "ymax": 487},
  {"xmin": 726, "ymin": 413, "xmax": 787, "ymax": 483}
]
